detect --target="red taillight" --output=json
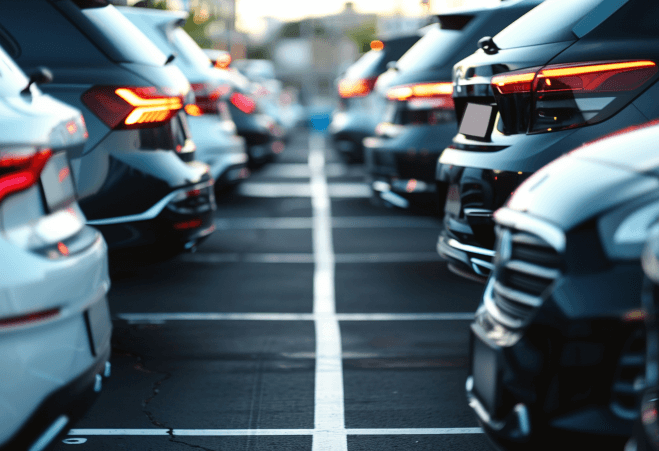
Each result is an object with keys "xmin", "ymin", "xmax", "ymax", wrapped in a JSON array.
[
  {"xmin": 173, "ymin": 218, "xmax": 202, "ymax": 230},
  {"xmin": 190, "ymin": 82, "xmax": 231, "ymax": 115},
  {"xmin": 81, "ymin": 86, "xmax": 183, "ymax": 129},
  {"xmin": 214, "ymin": 52, "xmax": 232, "ymax": 69},
  {"xmin": 338, "ymin": 77, "xmax": 378, "ymax": 98},
  {"xmin": 0, "ymin": 148, "xmax": 52, "ymax": 203},
  {"xmin": 230, "ymin": 92, "xmax": 256, "ymax": 114},
  {"xmin": 386, "ymin": 82, "xmax": 454, "ymax": 110},
  {"xmin": 370, "ymin": 40, "xmax": 384, "ymax": 51},
  {"xmin": 184, "ymin": 104, "xmax": 203, "ymax": 116},
  {"xmin": 492, "ymin": 60, "xmax": 658, "ymax": 134},
  {"xmin": 0, "ymin": 307, "xmax": 59, "ymax": 328}
]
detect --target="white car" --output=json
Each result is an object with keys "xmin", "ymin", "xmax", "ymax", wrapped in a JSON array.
[{"xmin": 0, "ymin": 46, "xmax": 112, "ymax": 450}]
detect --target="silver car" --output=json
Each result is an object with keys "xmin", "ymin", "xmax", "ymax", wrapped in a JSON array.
[{"xmin": 0, "ymin": 46, "xmax": 112, "ymax": 450}]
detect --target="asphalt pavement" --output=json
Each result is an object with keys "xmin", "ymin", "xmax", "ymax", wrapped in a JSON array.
[{"xmin": 53, "ymin": 129, "xmax": 491, "ymax": 450}]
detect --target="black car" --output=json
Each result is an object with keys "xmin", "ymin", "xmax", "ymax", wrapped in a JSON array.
[
  {"xmin": 632, "ymin": 228, "xmax": 659, "ymax": 451},
  {"xmin": 0, "ymin": 0, "xmax": 216, "ymax": 258},
  {"xmin": 329, "ymin": 33, "xmax": 423, "ymax": 163},
  {"xmin": 437, "ymin": 0, "xmax": 659, "ymax": 282},
  {"xmin": 364, "ymin": 0, "xmax": 540, "ymax": 212},
  {"xmin": 467, "ymin": 123, "xmax": 659, "ymax": 449}
]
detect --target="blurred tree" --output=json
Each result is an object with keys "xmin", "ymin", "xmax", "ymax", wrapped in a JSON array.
[
  {"xmin": 346, "ymin": 17, "xmax": 377, "ymax": 54},
  {"xmin": 279, "ymin": 21, "xmax": 301, "ymax": 39},
  {"xmin": 247, "ymin": 45, "xmax": 271, "ymax": 59}
]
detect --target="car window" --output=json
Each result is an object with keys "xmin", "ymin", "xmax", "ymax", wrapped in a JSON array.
[
  {"xmin": 82, "ymin": 6, "xmax": 168, "ymax": 66},
  {"xmin": 170, "ymin": 27, "xmax": 212, "ymax": 70},
  {"xmin": 395, "ymin": 26, "xmax": 464, "ymax": 73},
  {"xmin": 493, "ymin": 0, "xmax": 618, "ymax": 49},
  {"xmin": 0, "ymin": 46, "xmax": 28, "ymax": 97},
  {"xmin": 0, "ymin": 1, "xmax": 108, "ymax": 67},
  {"xmin": 344, "ymin": 51, "xmax": 383, "ymax": 79}
]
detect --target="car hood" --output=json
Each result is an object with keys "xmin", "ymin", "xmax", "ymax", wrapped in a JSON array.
[{"xmin": 505, "ymin": 144, "xmax": 659, "ymax": 231}]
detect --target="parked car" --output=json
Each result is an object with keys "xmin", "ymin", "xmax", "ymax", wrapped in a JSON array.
[
  {"xmin": 631, "ymin": 227, "xmax": 659, "ymax": 451},
  {"xmin": 0, "ymin": 0, "xmax": 216, "ymax": 258},
  {"xmin": 466, "ymin": 122, "xmax": 659, "ymax": 450},
  {"xmin": 364, "ymin": 0, "xmax": 541, "ymax": 211},
  {"xmin": 119, "ymin": 7, "xmax": 251, "ymax": 190},
  {"xmin": 0, "ymin": 45, "xmax": 112, "ymax": 450},
  {"xmin": 437, "ymin": 0, "xmax": 659, "ymax": 282},
  {"xmin": 330, "ymin": 34, "xmax": 423, "ymax": 163}
]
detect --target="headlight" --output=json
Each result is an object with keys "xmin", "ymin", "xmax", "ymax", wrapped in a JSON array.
[{"xmin": 599, "ymin": 195, "xmax": 659, "ymax": 260}]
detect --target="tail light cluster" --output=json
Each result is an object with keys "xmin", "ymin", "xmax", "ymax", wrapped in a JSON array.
[
  {"xmin": 230, "ymin": 92, "xmax": 256, "ymax": 114},
  {"xmin": 188, "ymin": 82, "xmax": 231, "ymax": 115},
  {"xmin": 82, "ymin": 86, "xmax": 184, "ymax": 129},
  {"xmin": 387, "ymin": 82, "xmax": 455, "ymax": 125},
  {"xmin": 491, "ymin": 60, "xmax": 658, "ymax": 134},
  {"xmin": 0, "ymin": 147, "xmax": 52, "ymax": 204},
  {"xmin": 338, "ymin": 76, "xmax": 378, "ymax": 98}
]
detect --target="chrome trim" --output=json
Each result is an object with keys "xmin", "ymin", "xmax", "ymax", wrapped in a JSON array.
[
  {"xmin": 468, "ymin": 393, "xmax": 506, "ymax": 431},
  {"xmin": 471, "ymin": 258, "xmax": 494, "ymax": 276},
  {"xmin": 104, "ymin": 361, "xmax": 112, "ymax": 378},
  {"xmin": 464, "ymin": 208, "xmax": 494, "ymax": 218},
  {"xmin": 483, "ymin": 277, "xmax": 524, "ymax": 329},
  {"xmin": 447, "ymin": 238, "xmax": 496, "ymax": 257},
  {"xmin": 372, "ymin": 181, "xmax": 391, "ymax": 192},
  {"xmin": 514, "ymin": 404, "xmax": 530, "ymax": 437},
  {"xmin": 87, "ymin": 179, "xmax": 214, "ymax": 226},
  {"xmin": 380, "ymin": 190, "xmax": 409, "ymax": 209},
  {"xmin": 504, "ymin": 260, "xmax": 560, "ymax": 280},
  {"xmin": 494, "ymin": 208, "xmax": 565, "ymax": 252},
  {"xmin": 94, "ymin": 374, "xmax": 103, "ymax": 392},
  {"xmin": 493, "ymin": 281, "xmax": 543, "ymax": 308}
]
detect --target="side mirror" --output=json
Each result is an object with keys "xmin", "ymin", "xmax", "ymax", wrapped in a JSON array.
[{"xmin": 22, "ymin": 67, "xmax": 53, "ymax": 95}]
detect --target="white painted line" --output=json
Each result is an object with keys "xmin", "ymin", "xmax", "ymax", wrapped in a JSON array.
[
  {"xmin": 258, "ymin": 163, "xmax": 354, "ymax": 179},
  {"xmin": 309, "ymin": 133, "xmax": 348, "ymax": 451},
  {"xmin": 68, "ymin": 428, "xmax": 483, "ymax": 436},
  {"xmin": 178, "ymin": 252, "xmax": 441, "ymax": 264},
  {"xmin": 346, "ymin": 428, "xmax": 483, "ymax": 435},
  {"xmin": 213, "ymin": 216, "xmax": 440, "ymax": 230},
  {"xmin": 114, "ymin": 312, "xmax": 475, "ymax": 323},
  {"xmin": 237, "ymin": 182, "xmax": 370, "ymax": 198}
]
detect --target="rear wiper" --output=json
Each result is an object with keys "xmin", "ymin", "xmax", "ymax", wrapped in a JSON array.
[{"xmin": 478, "ymin": 36, "xmax": 499, "ymax": 55}]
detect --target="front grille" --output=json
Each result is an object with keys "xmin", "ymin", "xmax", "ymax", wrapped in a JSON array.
[
  {"xmin": 487, "ymin": 228, "xmax": 562, "ymax": 328},
  {"xmin": 611, "ymin": 329, "xmax": 645, "ymax": 420}
]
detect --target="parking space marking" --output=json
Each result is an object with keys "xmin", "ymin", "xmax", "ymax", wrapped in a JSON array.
[
  {"xmin": 179, "ymin": 252, "xmax": 441, "ymax": 264},
  {"xmin": 213, "ymin": 216, "xmax": 441, "ymax": 230},
  {"xmin": 116, "ymin": 312, "xmax": 474, "ymax": 323},
  {"xmin": 237, "ymin": 182, "xmax": 371, "ymax": 198},
  {"xmin": 258, "ymin": 163, "xmax": 358, "ymax": 179},
  {"xmin": 68, "ymin": 428, "xmax": 483, "ymax": 436},
  {"xmin": 309, "ymin": 133, "xmax": 348, "ymax": 451}
]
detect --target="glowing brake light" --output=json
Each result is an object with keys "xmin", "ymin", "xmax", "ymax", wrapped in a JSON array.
[
  {"xmin": 214, "ymin": 52, "xmax": 232, "ymax": 69},
  {"xmin": 0, "ymin": 148, "xmax": 52, "ymax": 204},
  {"xmin": 338, "ymin": 77, "xmax": 377, "ymax": 98},
  {"xmin": 230, "ymin": 92, "xmax": 256, "ymax": 114},
  {"xmin": 370, "ymin": 40, "xmax": 384, "ymax": 51},
  {"xmin": 82, "ymin": 86, "xmax": 184, "ymax": 129},
  {"xmin": 190, "ymin": 82, "xmax": 231, "ymax": 115},
  {"xmin": 387, "ymin": 82, "xmax": 453, "ymax": 100},
  {"xmin": 185, "ymin": 104, "xmax": 203, "ymax": 116},
  {"xmin": 491, "ymin": 60, "xmax": 658, "ymax": 134}
]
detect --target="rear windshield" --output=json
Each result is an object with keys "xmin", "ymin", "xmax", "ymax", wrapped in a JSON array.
[
  {"xmin": 493, "ymin": 0, "xmax": 622, "ymax": 49},
  {"xmin": 0, "ymin": 46, "xmax": 28, "ymax": 97},
  {"xmin": 346, "ymin": 36, "xmax": 420, "ymax": 79},
  {"xmin": 395, "ymin": 26, "xmax": 464, "ymax": 73},
  {"xmin": 82, "ymin": 6, "xmax": 168, "ymax": 66},
  {"xmin": 169, "ymin": 27, "xmax": 213, "ymax": 70}
]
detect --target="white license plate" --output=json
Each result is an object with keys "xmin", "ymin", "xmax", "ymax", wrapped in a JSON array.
[
  {"xmin": 86, "ymin": 299, "xmax": 111, "ymax": 356},
  {"xmin": 472, "ymin": 336, "xmax": 500, "ymax": 414},
  {"xmin": 459, "ymin": 103, "xmax": 496, "ymax": 140},
  {"xmin": 40, "ymin": 152, "xmax": 76, "ymax": 212}
]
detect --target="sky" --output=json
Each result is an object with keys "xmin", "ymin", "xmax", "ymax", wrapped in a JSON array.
[{"xmin": 233, "ymin": 0, "xmax": 499, "ymax": 34}]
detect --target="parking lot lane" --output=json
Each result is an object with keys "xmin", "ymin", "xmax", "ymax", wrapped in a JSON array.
[
  {"xmin": 341, "ymin": 321, "xmax": 475, "ymax": 430},
  {"xmin": 108, "ymin": 262, "xmax": 314, "ymax": 314},
  {"xmin": 335, "ymin": 262, "xmax": 483, "ymax": 313},
  {"xmin": 199, "ymin": 229, "xmax": 314, "ymax": 254},
  {"xmin": 333, "ymin": 227, "xmax": 441, "ymax": 254},
  {"xmin": 347, "ymin": 434, "xmax": 490, "ymax": 450},
  {"xmin": 73, "ymin": 321, "xmax": 315, "ymax": 431},
  {"xmin": 53, "ymin": 435, "xmax": 313, "ymax": 451},
  {"xmin": 215, "ymin": 195, "xmax": 313, "ymax": 219},
  {"xmin": 331, "ymin": 198, "xmax": 436, "ymax": 218}
]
